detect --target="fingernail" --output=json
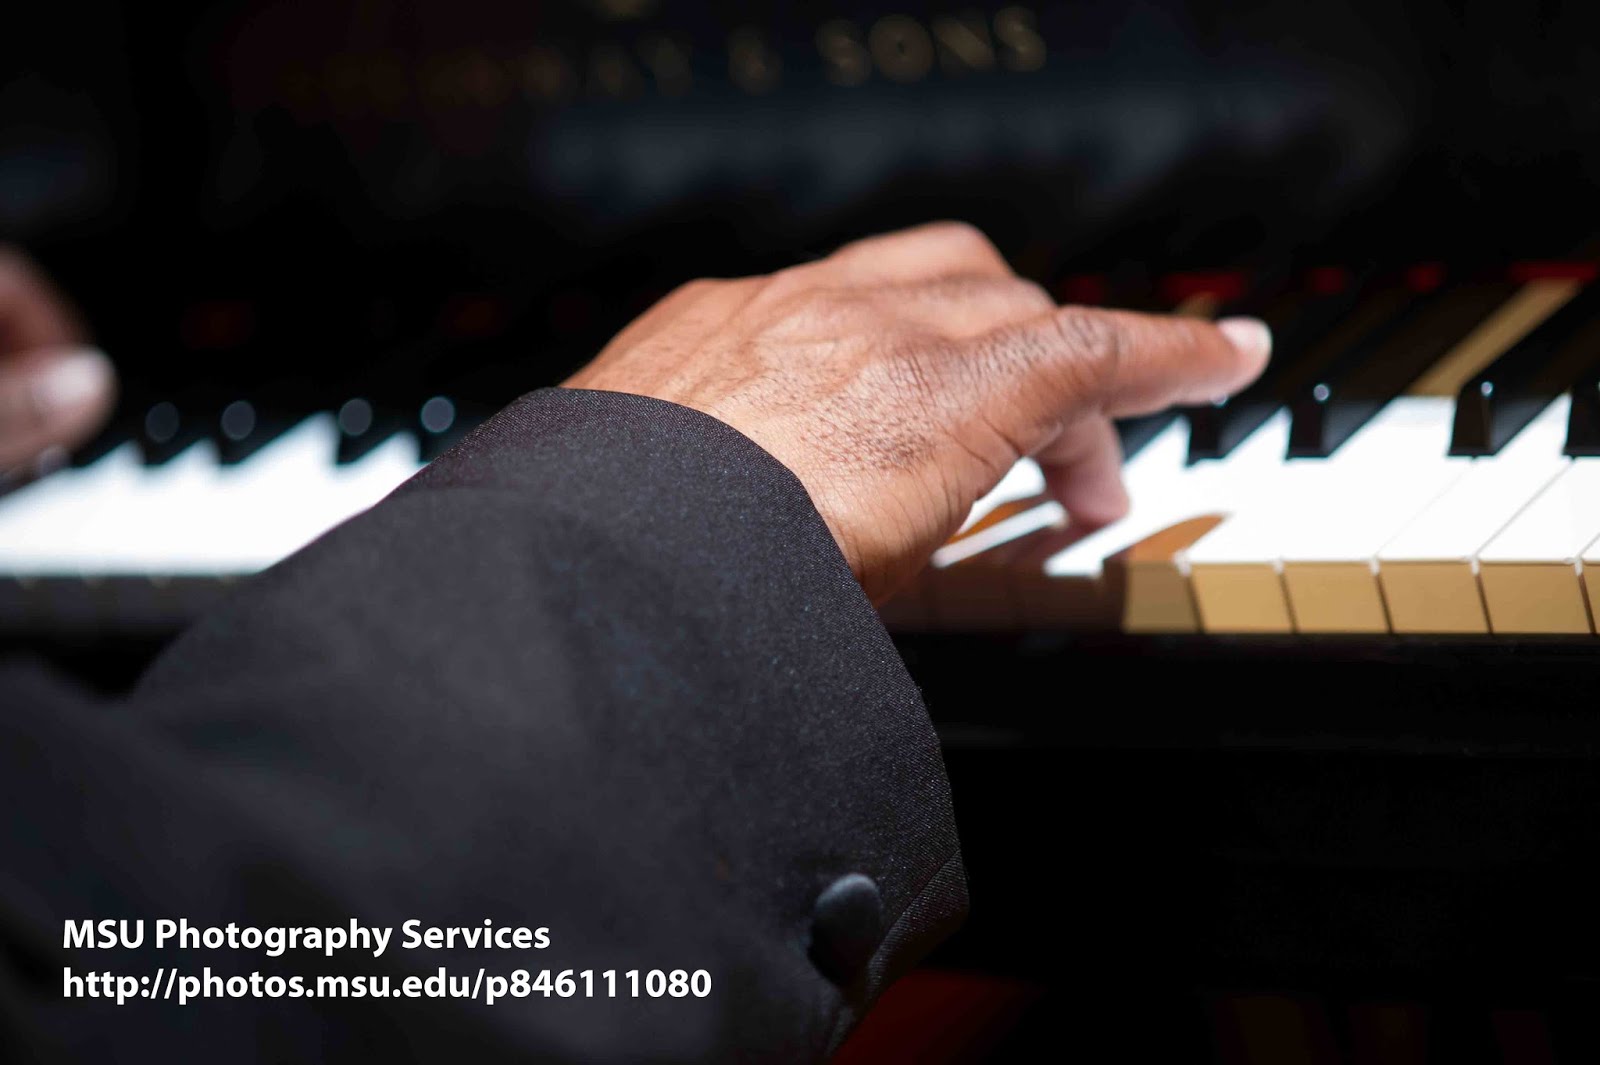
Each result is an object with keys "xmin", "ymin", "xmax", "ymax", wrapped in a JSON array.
[
  {"xmin": 29, "ymin": 348, "xmax": 112, "ymax": 413},
  {"xmin": 1217, "ymin": 317, "xmax": 1272, "ymax": 363}
]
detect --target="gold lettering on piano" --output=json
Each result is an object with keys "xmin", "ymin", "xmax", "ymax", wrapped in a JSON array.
[
  {"xmin": 870, "ymin": 16, "xmax": 936, "ymax": 83},
  {"xmin": 249, "ymin": 5, "xmax": 1047, "ymax": 120},
  {"xmin": 817, "ymin": 20, "xmax": 872, "ymax": 87},
  {"xmin": 818, "ymin": 9, "xmax": 1033, "ymax": 89},
  {"xmin": 995, "ymin": 6, "xmax": 1046, "ymax": 72},
  {"xmin": 729, "ymin": 28, "xmax": 783, "ymax": 94},
  {"xmin": 932, "ymin": 12, "xmax": 998, "ymax": 75}
]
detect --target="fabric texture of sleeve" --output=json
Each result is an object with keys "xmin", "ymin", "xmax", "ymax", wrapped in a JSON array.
[{"xmin": 0, "ymin": 387, "xmax": 966, "ymax": 1063}]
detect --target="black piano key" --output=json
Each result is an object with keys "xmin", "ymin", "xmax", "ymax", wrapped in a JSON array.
[
  {"xmin": 328, "ymin": 292, "xmax": 432, "ymax": 464},
  {"xmin": 1085, "ymin": 273, "xmax": 1241, "ymax": 463},
  {"xmin": 1287, "ymin": 280, "xmax": 1518, "ymax": 458},
  {"xmin": 333, "ymin": 287, "xmax": 530, "ymax": 465},
  {"xmin": 1451, "ymin": 285, "xmax": 1600, "ymax": 455},
  {"xmin": 410, "ymin": 292, "xmax": 545, "ymax": 462},
  {"xmin": 1115, "ymin": 411, "xmax": 1178, "ymax": 459},
  {"xmin": 415, "ymin": 395, "xmax": 476, "ymax": 462},
  {"xmin": 215, "ymin": 398, "xmax": 302, "ymax": 465},
  {"xmin": 137, "ymin": 399, "xmax": 210, "ymax": 464},
  {"xmin": 1565, "ymin": 369, "xmax": 1600, "ymax": 455},
  {"xmin": 148, "ymin": 292, "xmax": 274, "ymax": 463},
  {"xmin": 1184, "ymin": 280, "xmax": 1400, "ymax": 462},
  {"xmin": 70, "ymin": 400, "xmax": 140, "ymax": 467},
  {"xmin": 335, "ymin": 395, "xmax": 410, "ymax": 464},
  {"xmin": 1112, "ymin": 281, "xmax": 1233, "ymax": 459}
]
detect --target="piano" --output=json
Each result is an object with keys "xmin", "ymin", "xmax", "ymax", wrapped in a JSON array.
[
  {"xmin": 11, "ymin": 265, "xmax": 1600, "ymax": 643},
  {"xmin": 889, "ymin": 267, "xmax": 1600, "ymax": 637},
  {"xmin": 11, "ymin": 0, "xmax": 1600, "ymax": 1059}
]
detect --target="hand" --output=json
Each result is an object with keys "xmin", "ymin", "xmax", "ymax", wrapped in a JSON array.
[
  {"xmin": 0, "ymin": 248, "xmax": 115, "ymax": 473},
  {"xmin": 566, "ymin": 222, "xmax": 1270, "ymax": 601}
]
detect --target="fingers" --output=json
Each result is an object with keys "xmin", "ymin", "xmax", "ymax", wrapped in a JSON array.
[
  {"xmin": 0, "ymin": 346, "xmax": 116, "ymax": 471},
  {"xmin": 823, "ymin": 221, "xmax": 1014, "ymax": 286},
  {"xmin": 0, "ymin": 250, "xmax": 108, "ymax": 470},
  {"xmin": 0, "ymin": 248, "xmax": 84, "ymax": 352},
  {"xmin": 1032, "ymin": 415, "xmax": 1129, "ymax": 531},
  {"xmin": 969, "ymin": 306, "xmax": 1271, "ymax": 439}
]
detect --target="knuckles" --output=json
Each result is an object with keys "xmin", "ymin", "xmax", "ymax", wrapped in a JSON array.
[
  {"xmin": 665, "ymin": 277, "xmax": 727, "ymax": 304},
  {"xmin": 926, "ymin": 274, "xmax": 1055, "ymax": 318},
  {"xmin": 824, "ymin": 218, "xmax": 1007, "ymax": 272},
  {"xmin": 1007, "ymin": 277, "xmax": 1055, "ymax": 312},
  {"xmin": 1045, "ymin": 307, "xmax": 1124, "ymax": 398},
  {"xmin": 915, "ymin": 219, "xmax": 994, "ymax": 254},
  {"xmin": 758, "ymin": 283, "xmax": 870, "ymax": 336}
]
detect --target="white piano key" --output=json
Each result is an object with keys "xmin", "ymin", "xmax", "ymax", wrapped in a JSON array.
[
  {"xmin": 1381, "ymin": 396, "xmax": 1570, "ymax": 561},
  {"xmin": 0, "ymin": 424, "xmax": 427, "ymax": 582},
  {"xmin": 0, "ymin": 444, "xmax": 145, "ymax": 574},
  {"xmin": 1584, "ymin": 526, "xmax": 1600, "ymax": 625},
  {"xmin": 1190, "ymin": 400, "xmax": 1440, "ymax": 566},
  {"xmin": 1040, "ymin": 417, "xmax": 1196, "ymax": 579},
  {"xmin": 955, "ymin": 458, "xmax": 1045, "ymax": 536},
  {"xmin": 1273, "ymin": 397, "xmax": 1469, "ymax": 632},
  {"xmin": 1069, "ymin": 411, "xmax": 1292, "ymax": 574},
  {"xmin": 1476, "ymin": 460, "xmax": 1600, "ymax": 561},
  {"xmin": 1184, "ymin": 398, "xmax": 1464, "ymax": 631},
  {"xmin": 1181, "ymin": 420, "xmax": 1316, "ymax": 632},
  {"xmin": 1016, "ymin": 413, "xmax": 1289, "ymax": 630},
  {"xmin": 934, "ymin": 500, "xmax": 1064, "ymax": 566},
  {"xmin": 1378, "ymin": 397, "xmax": 1572, "ymax": 632},
  {"xmin": 192, "ymin": 417, "xmax": 345, "ymax": 571},
  {"xmin": 46, "ymin": 445, "xmax": 151, "ymax": 573},
  {"xmin": 278, "ymin": 430, "xmax": 428, "ymax": 564},
  {"xmin": 926, "ymin": 455, "xmax": 1081, "ymax": 627},
  {"xmin": 335, "ymin": 432, "xmax": 424, "ymax": 514},
  {"xmin": 1476, "ymin": 458, "xmax": 1600, "ymax": 632},
  {"xmin": 930, "ymin": 423, "xmax": 1180, "ymax": 625},
  {"xmin": 968, "ymin": 420, "xmax": 1192, "ymax": 629},
  {"xmin": 92, "ymin": 443, "xmax": 227, "ymax": 575},
  {"xmin": 1280, "ymin": 398, "xmax": 1464, "ymax": 560}
]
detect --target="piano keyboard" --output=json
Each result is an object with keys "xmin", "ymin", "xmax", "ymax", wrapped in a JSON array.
[
  {"xmin": 0, "ymin": 417, "xmax": 426, "ymax": 629},
  {"xmin": 6, "ymin": 268, "xmax": 1600, "ymax": 636},
  {"xmin": 888, "ymin": 270, "xmax": 1600, "ymax": 636}
]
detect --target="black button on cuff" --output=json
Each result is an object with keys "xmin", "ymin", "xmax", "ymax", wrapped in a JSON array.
[{"xmin": 808, "ymin": 873, "xmax": 883, "ymax": 985}]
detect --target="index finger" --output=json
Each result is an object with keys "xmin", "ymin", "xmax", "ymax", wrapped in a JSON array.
[{"xmin": 971, "ymin": 305, "xmax": 1271, "ymax": 430}]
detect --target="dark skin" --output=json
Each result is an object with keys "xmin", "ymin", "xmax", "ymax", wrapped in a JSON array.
[
  {"xmin": 569, "ymin": 222, "xmax": 1270, "ymax": 601},
  {"xmin": 1, "ymin": 223, "xmax": 1269, "ymax": 602},
  {"xmin": 0, "ymin": 248, "xmax": 115, "ymax": 472}
]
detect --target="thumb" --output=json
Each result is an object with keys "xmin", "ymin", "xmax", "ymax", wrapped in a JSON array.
[{"xmin": 0, "ymin": 346, "xmax": 115, "ymax": 471}]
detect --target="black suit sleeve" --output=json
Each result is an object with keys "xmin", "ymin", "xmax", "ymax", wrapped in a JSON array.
[{"xmin": 0, "ymin": 388, "xmax": 966, "ymax": 1063}]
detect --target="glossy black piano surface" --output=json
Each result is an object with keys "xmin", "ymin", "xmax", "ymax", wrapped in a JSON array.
[{"xmin": 11, "ymin": 2, "xmax": 1600, "ymax": 1060}]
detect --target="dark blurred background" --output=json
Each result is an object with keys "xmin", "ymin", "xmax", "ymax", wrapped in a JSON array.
[{"xmin": 9, "ymin": 0, "xmax": 1600, "ymax": 421}]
